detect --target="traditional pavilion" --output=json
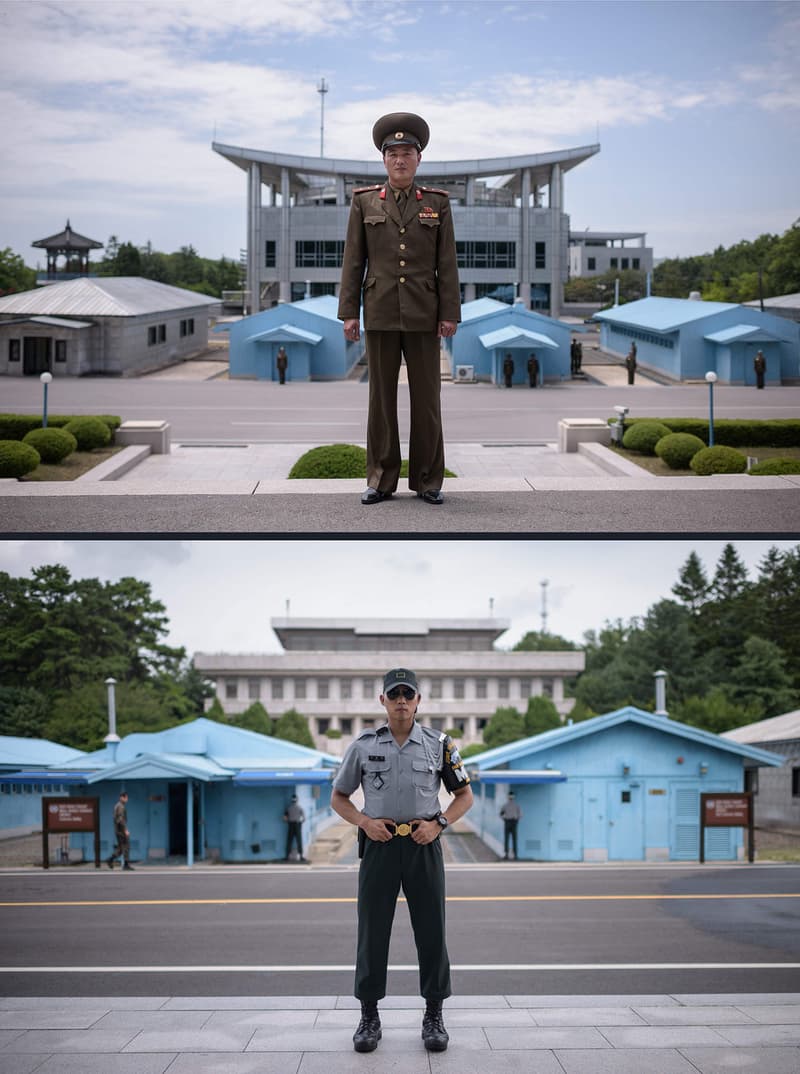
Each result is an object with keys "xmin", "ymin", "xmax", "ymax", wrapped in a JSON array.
[{"xmin": 32, "ymin": 220, "xmax": 103, "ymax": 280}]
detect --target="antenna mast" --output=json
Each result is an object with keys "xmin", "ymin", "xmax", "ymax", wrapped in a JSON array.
[
  {"xmin": 540, "ymin": 579, "xmax": 549, "ymax": 635},
  {"xmin": 317, "ymin": 77, "xmax": 329, "ymax": 157}
]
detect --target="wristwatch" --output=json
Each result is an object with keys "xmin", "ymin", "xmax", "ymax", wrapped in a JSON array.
[{"xmin": 435, "ymin": 813, "xmax": 449, "ymax": 830}]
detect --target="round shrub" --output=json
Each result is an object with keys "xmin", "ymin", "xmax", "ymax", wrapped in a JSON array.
[
  {"xmin": 63, "ymin": 416, "xmax": 111, "ymax": 451},
  {"xmin": 289, "ymin": 444, "xmax": 367, "ymax": 479},
  {"xmin": 747, "ymin": 457, "xmax": 800, "ymax": 476},
  {"xmin": 0, "ymin": 440, "xmax": 41, "ymax": 478},
  {"xmin": 654, "ymin": 432, "xmax": 706, "ymax": 470},
  {"xmin": 690, "ymin": 445, "xmax": 748, "ymax": 475},
  {"xmin": 622, "ymin": 421, "xmax": 672, "ymax": 455},
  {"xmin": 22, "ymin": 427, "xmax": 77, "ymax": 463}
]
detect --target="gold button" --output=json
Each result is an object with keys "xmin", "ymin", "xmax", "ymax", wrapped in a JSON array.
[
  {"xmin": 399, "ymin": 277, "xmax": 406, "ymax": 283},
  {"xmin": 399, "ymin": 244, "xmax": 406, "ymax": 250},
  {"xmin": 399, "ymin": 228, "xmax": 405, "ymax": 234},
  {"xmin": 399, "ymin": 260, "xmax": 406, "ymax": 267}
]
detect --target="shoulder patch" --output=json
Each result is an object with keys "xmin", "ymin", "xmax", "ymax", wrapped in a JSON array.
[
  {"xmin": 357, "ymin": 727, "xmax": 377, "ymax": 739},
  {"xmin": 353, "ymin": 184, "xmax": 382, "ymax": 195},
  {"xmin": 419, "ymin": 186, "xmax": 449, "ymax": 197}
]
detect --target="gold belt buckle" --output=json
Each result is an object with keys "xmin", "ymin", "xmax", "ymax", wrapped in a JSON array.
[{"xmin": 395, "ymin": 822, "xmax": 412, "ymax": 837}]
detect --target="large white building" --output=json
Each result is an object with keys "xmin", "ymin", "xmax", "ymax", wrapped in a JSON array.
[
  {"xmin": 212, "ymin": 141, "xmax": 601, "ymax": 317},
  {"xmin": 195, "ymin": 617, "xmax": 585, "ymax": 752},
  {"xmin": 569, "ymin": 230, "xmax": 653, "ymax": 279}
]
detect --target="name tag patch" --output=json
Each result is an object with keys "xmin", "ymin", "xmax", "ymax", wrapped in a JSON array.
[{"xmin": 368, "ymin": 755, "xmax": 385, "ymax": 762}]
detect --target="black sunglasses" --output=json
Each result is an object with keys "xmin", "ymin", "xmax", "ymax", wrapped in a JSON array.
[{"xmin": 386, "ymin": 686, "xmax": 416, "ymax": 701}]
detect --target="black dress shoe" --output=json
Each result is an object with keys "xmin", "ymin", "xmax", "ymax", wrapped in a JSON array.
[
  {"xmin": 353, "ymin": 1001, "xmax": 381, "ymax": 1052},
  {"xmin": 417, "ymin": 489, "xmax": 444, "ymax": 505},
  {"xmin": 361, "ymin": 487, "xmax": 392, "ymax": 505},
  {"xmin": 421, "ymin": 1001, "xmax": 449, "ymax": 1051}
]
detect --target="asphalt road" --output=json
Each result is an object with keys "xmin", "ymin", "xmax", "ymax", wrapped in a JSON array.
[
  {"xmin": 1, "ymin": 863, "xmax": 798, "ymax": 997},
  {"xmin": 4, "ymin": 377, "xmax": 800, "ymax": 444}
]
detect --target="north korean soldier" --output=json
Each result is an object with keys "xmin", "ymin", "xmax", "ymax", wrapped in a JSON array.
[
  {"xmin": 338, "ymin": 112, "xmax": 461, "ymax": 507},
  {"xmin": 331, "ymin": 668, "xmax": 474, "ymax": 1054}
]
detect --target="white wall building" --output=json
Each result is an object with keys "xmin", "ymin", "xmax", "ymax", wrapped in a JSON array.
[
  {"xmin": 569, "ymin": 231, "xmax": 653, "ymax": 278},
  {"xmin": 195, "ymin": 618, "xmax": 585, "ymax": 753}
]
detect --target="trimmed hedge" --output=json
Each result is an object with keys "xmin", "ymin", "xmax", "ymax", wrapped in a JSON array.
[
  {"xmin": 289, "ymin": 444, "xmax": 368, "ymax": 479},
  {"xmin": 654, "ymin": 432, "xmax": 706, "ymax": 470},
  {"xmin": 622, "ymin": 421, "xmax": 672, "ymax": 455},
  {"xmin": 747, "ymin": 457, "xmax": 800, "ymax": 476},
  {"xmin": 0, "ymin": 414, "xmax": 121, "ymax": 441},
  {"xmin": 63, "ymin": 416, "xmax": 112, "ymax": 451},
  {"xmin": 690, "ymin": 445, "xmax": 748, "ymax": 475},
  {"xmin": 22, "ymin": 427, "xmax": 77, "ymax": 463},
  {"xmin": 622, "ymin": 417, "xmax": 800, "ymax": 447},
  {"xmin": 0, "ymin": 440, "xmax": 41, "ymax": 478}
]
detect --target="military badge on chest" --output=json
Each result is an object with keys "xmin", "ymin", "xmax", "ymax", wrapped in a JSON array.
[{"xmin": 418, "ymin": 207, "xmax": 439, "ymax": 221}]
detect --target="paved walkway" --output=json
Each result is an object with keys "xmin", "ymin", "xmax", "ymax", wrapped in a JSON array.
[{"xmin": 1, "ymin": 992, "xmax": 798, "ymax": 1072}]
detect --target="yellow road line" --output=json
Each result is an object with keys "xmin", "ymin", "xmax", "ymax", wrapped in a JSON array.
[{"xmin": 1, "ymin": 893, "xmax": 798, "ymax": 909}]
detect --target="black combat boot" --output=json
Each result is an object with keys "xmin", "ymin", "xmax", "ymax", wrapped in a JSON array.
[
  {"xmin": 353, "ymin": 1000, "xmax": 381, "ymax": 1052},
  {"xmin": 421, "ymin": 1000, "xmax": 449, "ymax": 1051}
]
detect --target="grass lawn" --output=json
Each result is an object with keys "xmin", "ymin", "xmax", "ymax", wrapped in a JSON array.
[
  {"xmin": 20, "ymin": 445, "xmax": 124, "ymax": 481},
  {"xmin": 609, "ymin": 443, "xmax": 800, "ymax": 477}
]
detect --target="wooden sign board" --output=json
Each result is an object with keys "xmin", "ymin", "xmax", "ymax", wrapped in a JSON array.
[
  {"xmin": 41, "ymin": 796, "xmax": 100, "ymax": 868},
  {"xmin": 700, "ymin": 792, "xmax": 754, "ymax": 863}
]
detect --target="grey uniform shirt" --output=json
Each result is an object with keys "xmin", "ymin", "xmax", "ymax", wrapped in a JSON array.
[
  {"xmin": 285, "ymin": 803, "xmax": 305, "ymax": 823},
  {"xmin": 334, "ymin": 721, "xmax": 470, "ymax": 822},
  {"xmin": 500, "ymin": 800, "xmax": 522, "ymax": 821}
]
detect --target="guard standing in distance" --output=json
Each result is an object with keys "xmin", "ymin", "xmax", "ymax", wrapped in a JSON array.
[
  {"xmin": 107, "ymin": 790, "xmax": 133, "ymax": 870},
  {"xmin": 625, "ymin": 342, "xmax": 637, "ymax": 385},
  {"xmin": 503, "ymin": 352, "xmax": 514, "ymax": 387},
  {"xmin": 331, "ymin": 667, "xmax": 474, "ymax": 1054},
  {"xmin": 754, "ymin": 349, "xmax": 766, "ymax": 389},
  {"xmin": 283, "ymin": 794, "xmax": 307, "ymax": 862},
  {"xmin": 338, "ymin": 112, "xmax": 461, "ymax": 507},
  {"xmin": 527, "ymin": 352, "xmax": 539, "ymax": 388},
  {"xmin": 276, "ymin": 346, "xmax": 288, "ymax": 385},
  {"xmin": 499, "ymin": 790, "xmax": 522, "ymax": 859}
]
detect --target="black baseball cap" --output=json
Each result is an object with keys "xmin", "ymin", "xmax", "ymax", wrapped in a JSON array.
[{"xmin": 383, "ymin": 668, "xmax": 419, "ymax": 694}]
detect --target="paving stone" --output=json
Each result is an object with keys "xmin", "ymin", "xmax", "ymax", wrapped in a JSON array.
[
  {"xmin": 428, "ymin": 1050, "xmax": 564, "ymax": 1073},
  {"xmin": 737, "ymin": 1005, "xmax": 800, "ymax": 1024},
  {"xmin": 714, "ymin": 1024, "xmax": 800, "ymax": 1046},
  {"xmin": 91, "ymin": 1011, "xmax": 211, "ymax": 1031},
  {"xmin": 2, "ymin": 1030, "xmax": 138, "ymax": 1053},
  {"xmin": 0, "ymin": 1012, "xmax": 109, "ymax": 1031},
  {"xmin": 484, "ymin": 1026, "xmax": 611, "ymax": 1049},
  {"xmin": 506, "ymin": 994, "xmax": 679, "ymax": 1008},
  {"xmin": 673, "ymin": 994, "xmax": 800, "ymax": 1006},
  {"xmin": 164, "ymin": 995, "xmax": 338, "ymax": 1010},
  {"xmin": 0, "ymin": 1056, "xmax": 51, "ymax": 1074},
  {"xmin": 205, "ymin": 1010, "xmax": 317, "ymax": 1030},
  {"xmin": 635, "ymin": 1005, "xmax": 757, "ymax": 1025},
  {"xmin": 30, "ymin": 1055, "xmax": 175, "ymax": 1074},
  {"xmin": 678, "ymin": 1046, "xmax": 800, "ymax": 1073},
  {"xmin": 169, "ymin": 1054, "xmax": 302, "ymax": 1074},
  {"xmin": 298, "ymin": 1054, "xmax": 432, "ymax": 1074},
  {"xmin": 555, "ymin": 1048, "xmax": 697, "ymax": 1073},
  {"xmin": 530, "ymin": 1006, "xmax": 647, "ymax": 1026},
  {"xmin": 123, "ymin": 1027, "xmax": 254, "ymax": 1052},
  {"xmin": 600, "ymin": 1026, "xmax": 731, "ymax": 1048}
]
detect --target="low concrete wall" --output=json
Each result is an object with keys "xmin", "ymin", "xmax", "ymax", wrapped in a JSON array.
[
  {"xmin": 116, "ymin": 420, "xmax": 171, "ymax": 454},
  {"xmin": 558, "ymin": 418, "xmax": 611, "ymax": 453}
]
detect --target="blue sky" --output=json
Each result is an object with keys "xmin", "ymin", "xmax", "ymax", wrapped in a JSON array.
[
  {"xmin": 0, "ymin": 539, "xmax": 794, "ymax": 656},
  {"xmin": 1, "ymin": 0, "xmax": 798, "ymax": 268}
]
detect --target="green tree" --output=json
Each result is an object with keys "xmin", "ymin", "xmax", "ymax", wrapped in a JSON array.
[
  {"xmin": 0, "ymin": 247, "xmax": 36, "ymax": 295},
  {"xmin": 766, "ymin": 219, "xmax": 800, "ymax": 295},
  {"xmin": 483, "ymin": 706, "xmax": 525, "ymax": 749},
  {"xmin": 236, "ymin": 701, "xmax": 273, "ymax": 736},
  {"xmin": 273, "ymin": 708, "xmax": 315, "ymax": 748},
  {"xmin": 672, "ymin": 686, "xmax": 759, "ymax": 736},
  {"xmin": 726, "ymin": 636, "xmax": 796, "ymax": 719},
  {"xmin": 513, "ymin": 631, "xmax": 578, "ymax": 651},
  {"xmin": 751, "ymin": 545, "xmax": 800, "ymax": 692},
  {"xmin": 114, "ymin": 242, "xmax": 142, "ymax": 275},
  {"xmin": 524, "ymin": 695, "xmax": 561, "ymax": 735},
  {"xmin": 45, "ymin": 679, "xmax": 191, "ymax": 751},
  {"xmin": 205, "ymin": 696, "xmax": 227, "ymax": 722},
  {"xmin": 671, "ymin": 551, "xmax": 711, "ymax": 616},
  {"xmin": 0, "ymin": 685, "xmax": 50, "ymax": 738},
  {"xmin": 565, "ymin": 698, "xmax": 595, "ymax": 723}
]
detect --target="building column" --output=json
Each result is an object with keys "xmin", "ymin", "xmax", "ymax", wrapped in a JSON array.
[
  {"xmin": 247, "ymin": 163, "xmax": 262, "ymax": 315},
  {"xmin": 519, "ymin": 168, "xmax": 532, "ymax": 308},
  {"xmin": 186, "ymin": 781, "xmax": 194, "ymax": 868},
  {"xmin": 549, "ymin": 162, "xmax": 563, "ymax": 318},
  {"xmin": 279, "ymin": 167, "xmax": 292, "ymax": 304}
]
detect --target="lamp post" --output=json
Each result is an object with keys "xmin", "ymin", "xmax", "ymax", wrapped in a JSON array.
[
  {"xmin": 705, "ymin": 371, "xmax": 718, "ymax": 447},
  {"xmin": 39, "ymin": 371, "xmax": 52, "ymax": 428}
]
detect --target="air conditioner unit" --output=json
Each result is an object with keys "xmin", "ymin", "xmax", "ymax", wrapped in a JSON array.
[{"xmin": 455, "ymin": 364, "xmax": 475, "ymax": 382}]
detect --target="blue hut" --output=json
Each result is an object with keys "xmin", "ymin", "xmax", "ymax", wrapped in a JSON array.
[
  {"xmin": 0, "ymin": 737, "xmax": 87, "ymax": 831},
  {"xmin": 451, "ymin": 299, "xmax": 573, "ymax": 385},
  {"xmin": 222, "ymin": 295, "xmax": 363, "ymax": 381},
  {"xmin": 594, "ymin": 297, "xmax": 799, "ymax": 384},
  {"xmin": 3, "ymin": 719, "xmax": 340, "ymax": 866},
  {"xmin": 465, "ymin": 706, "xmax": 783, "ymax": 862}
]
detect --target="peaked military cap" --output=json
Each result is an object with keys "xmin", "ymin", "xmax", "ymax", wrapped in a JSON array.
[
  {"xmin": 373, "ymin": 112, "xmax": 430, "ymax": 153},
  {"xmin": 383, "ymin": 667, "xmax": 419, "ymax": 693}
]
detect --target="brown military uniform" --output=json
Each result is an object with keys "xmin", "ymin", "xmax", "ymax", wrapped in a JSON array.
[{"xmin": 338, "ymin": 181, "xmax": 460, "ymax": 494}]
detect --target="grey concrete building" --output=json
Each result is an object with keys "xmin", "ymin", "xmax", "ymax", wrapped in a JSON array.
[
  {"xmin": 0, "ymin": 277, "xmax": 220, "ymax": 376},
  {"xmin": 723, "ymin": 709, "xmax": 800, "ymax": 833},
  {"xmin": 569, "ymin": 230, "xmax": 653, "ymax": 279},
  {"xmin": 194, "ymin": 617, "xmax": 585, "ymax": 754},
  {"xmin": 212, "ymin": 141, "xmax": 600, "ymax": 317}
]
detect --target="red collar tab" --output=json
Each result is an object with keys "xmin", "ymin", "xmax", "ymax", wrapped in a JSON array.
[
  {"xmin": 380, "ymin": 185, "xmax": 387, "ymax": 200},
  {"xmin": 416, "ymin": 189, "xmax": 423, "ymax": 201}
]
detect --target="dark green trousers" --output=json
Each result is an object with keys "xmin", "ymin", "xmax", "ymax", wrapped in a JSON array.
[{"xmin": 355, "ymin": 834, "xmax": 451, "ymax": 1002}]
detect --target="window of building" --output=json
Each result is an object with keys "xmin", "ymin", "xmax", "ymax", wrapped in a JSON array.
[
  {"xmin": 225, "ymin": 680, "xmax": 238, "ymax": 700},
  {"xmin": 535, "ymin": 242, "xmax": 546, "ymax": 269},
  {"xmin": 520, "ymin": 678, "xmax": 532, "ymax": 698},
  {"xmin": 317, "ymin": 718, "xmax": 330, "ymax": 735},
  {"xmin": 610, "ymin": 257, "xmax": 618, "ymax": 268},
  {"xmin": 55, "ymin": 340, "xmax": 67, "ymax": 362},
  {"xmin": 621, "ymin": 258, "xmax": 629, "ymax": 270},
  {"xmin": 477, "ymin": 717, "xmax": 489, "ymax": 731},
  {"xmin": 744, "ymin": 768, "xmax": 759, "ymax": 795},
  {"xmin": 148, "ymin": 326, "xmax": 157, "ymax": 346},
  {"xmin": 180, "ymin": 319, "xmax": 195, "ymax": 337},
  {"xmin": 265, "ymin": 241, "xmax": 276, "ymax": 268},
  {"xmin": 340, "ymin": 678, "xmax": 352, "ymax": 700},
  {"xmin": 294, "ymin": 678, "xmax": 307, "ymax": 700},
  {"xmin": 453, "ymin": 678, "xmax": 465, "ymax": 700},
  {"xmin": 792, "ymin": 768, "xmax": 800, "ymax": 797},
  {"xmin": 158, "ymin": 324, "xmax": 166, "ymax": 343},
  {"xmin": 430, "ymin": 678, "xmax": 443, "ymax": 699},
  {"xmin": 633, "ymin": 258, "xmax": 640, "ymax": 270},
  {"xmin": 456, "ymin": 241, "xmax": 516, "ymax": 269},
  {"xmin": 8, "ymin": 339, "xmax": 20, "ymax": 362},
  {"xmin": 247, "ymin": 678, "xmax": 261, "ymax": 700},
  {"xmin": 362, "ymin": 678, "xmax": 375, "ymax": 698},
  {"xmin": 431, "ymin": 718, "xmax": 446, "ymax": 731},
  {"xmin": 290, "ymin": 281, "xmax": 337, "ymax": 302},
  {"xmin": 498, "ymin": 679, "xmax": 509, "ymax": 699},
  {"xmin": 476, "ymin": 678, "xmax": 488, "ymax": 699},
  {"xmin": 541, "ymin": 678, "xmax": 554, "ymax": 698},
  {"xmin": 317, "ymin": 679, "xmax": 329, "ymax": 700},
  {"xmin": 587, "ymin": 257, "xmax": 596, "ymax": 271},
  {"xmin": 340, "ymin": 718, "xmax": 353, "ymax": 736},
  {"xmin": 295, "ymin": 240, "xmax": 345, "ymax": 268},
  {"xmin": 272, "ymin": 678, "xmax": 284, "ymax": 700}
]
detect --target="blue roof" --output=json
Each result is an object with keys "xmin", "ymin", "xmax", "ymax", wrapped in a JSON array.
[
  {"xmin": 479, "ymin": 325, "xmax": 559, "ymax": 349},
  {"xmin": 244, "ymin": 324, "xmax": 323, "ymax": 344},
  {"xmin": 704, "ymin": 324, "xmax": 778, "ymax": 344},
  {"xmin": 460, "ymin": 298, "xmax": 510, "ymax": 322},
  {"xmin": 0, "ymin": 736, "xmax": 86, "ymax": 770},
  {"xmin": 289, "ymin": 295, "xmax": 342, "ymax": 322},
  {"xmin": 595, "ymin": 297, "xmax": 739, "ymax": 332},
  {"xmin": 466, "ymin": 706, "xmax": 785, "ymax": 770}
]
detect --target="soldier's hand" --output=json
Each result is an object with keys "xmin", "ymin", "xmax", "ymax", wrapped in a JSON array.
[
  {"xmin": 411, "ymin": 819, "xmax": 440, "ymax": 845},
  {"xmin": 360, "ymin": 816, "xmax": 394, "ymax": 842},
  {"xmin": 438, "ymin": 321, "xmax": 457, "ymax": 338},
  {"xmin": 343, "ymin": 319, "xmax": 360, "ymax": 342}
]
